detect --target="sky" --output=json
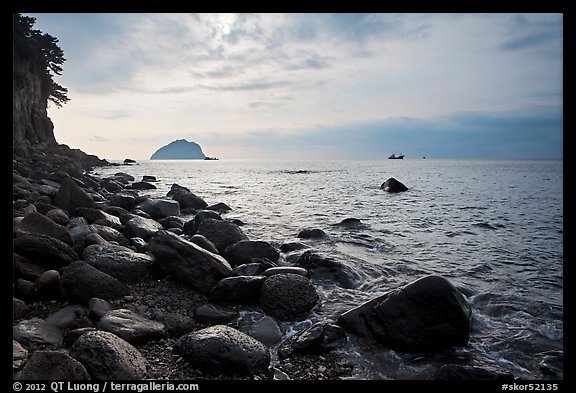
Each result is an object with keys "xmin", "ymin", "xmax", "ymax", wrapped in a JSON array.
[{"xmin": 25, "ymin": 13, "xmax": 563, "ymax": 160}]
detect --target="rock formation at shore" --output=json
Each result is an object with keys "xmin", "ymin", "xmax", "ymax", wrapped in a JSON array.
[{"xmin": 150, "ymin": 139, "xmax": 206, "ymax": 160}]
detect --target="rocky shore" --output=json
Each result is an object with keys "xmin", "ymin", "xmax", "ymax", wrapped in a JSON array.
[{"xmin": 13, "ymin": 145, "xmax": 518, "ymax": 381}]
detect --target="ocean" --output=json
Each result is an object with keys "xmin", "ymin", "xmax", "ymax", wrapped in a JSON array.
[{"xmin": 94, "ymin": 158, "xmax": 563, "ymax": 380}]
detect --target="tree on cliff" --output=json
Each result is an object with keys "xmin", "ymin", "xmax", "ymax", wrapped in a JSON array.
[{"xmin": 13, "ymin": 13, "xmax": 69, "ymax": 107}]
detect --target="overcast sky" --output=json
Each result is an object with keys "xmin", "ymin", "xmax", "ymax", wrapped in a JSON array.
[{"xmin": 26, "ymin": 13, "xmax": 563, "ymax": 160}]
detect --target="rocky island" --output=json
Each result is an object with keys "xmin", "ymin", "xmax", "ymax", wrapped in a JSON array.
[{"xmin": 150, "ymin": 139, "xmax": 206, "ymax": 160}]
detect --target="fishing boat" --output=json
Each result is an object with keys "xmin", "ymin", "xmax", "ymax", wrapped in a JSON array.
[{"xmin": 388, "ymin": 152, "xmax": 405, "ymax": 159}]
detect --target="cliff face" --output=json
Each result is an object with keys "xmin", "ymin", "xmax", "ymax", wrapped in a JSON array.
[{"xmin": 13, "ymin": 52, "xmax": 57, "ymax": 147}]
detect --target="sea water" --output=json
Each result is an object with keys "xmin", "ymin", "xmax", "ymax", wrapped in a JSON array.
[{"xmin": 94, "ymin": 158, "xmax": 563, "ymax": 380}]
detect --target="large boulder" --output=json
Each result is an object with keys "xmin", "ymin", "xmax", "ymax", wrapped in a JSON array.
[
  {"xmin": 124, "ymin": 216, "xmax": 163, "ymax": 241},
  {"xmin": 196, "ymin": 218, "xmax": 249, "ymax": 253},
  {"xmin": 170, "ymin": 189, "xmax": 208, "ymax": 210},
  {"xmin": 13, "ymin": 233, "xmax": 78, "ymax": 269},
  {"xmin": 109, "ymin": 192, "xmax": 137, "ymax": 211},
  {"xmin": 174, "ymin": 325, "xmax": 270, "ymax": 376},
  {"xmin": 380, "ymin": 177, "xmax": 408, "ymax": 192},
  {"xmin": 147, "ymin": 230, "xmax": 233, "ymax": 294},
  {"xmin": 194, "ymin": 304, "xmax": 239, "ymax": 325},
  {"xmin": 96, "ymin": 309, "xmax": 167, "ymax": 344},
  {"xmin": 53, "ymin": 177, "xmax": 96, "ymax": 214},
  {"xmin": 13, "ymin": 318, "xmax": 63, "ymax": 350},
  {"xmin": 16, "ymin": 350, "xmax": 90, "ymax": 380},
  {"xmin": 337, "ymin": 275, "xmax": 472, "ymax": 351},
  {"xmin": 44, "ymin": 305, "xmax": 93, "ymax": 330},
  {"xmin": 17, "ymin": 212, "xmax": 72, "ymax": 245},
  {"xmin": 90, "ymin": 224, "xmax": 129, "ymax": 245},
  {"xmin": 224, "ymin": 240, "xmax": 280, "ymax": 266},
  {"xmin": 182, "ymin": 210, "xmax": 222, "ymax": 236},
  {"xmin": 295, "ymin": 251, "xmax": 362, "ymax": 289},
  {"xmin": 259, "ymin": 273, "xmax": 319, "ymax": 321},
  {"xmin": 70, "ymin": 330, "xmax": 148, "ymax": 380},
  {"xmin": 82, "ymin": 243, "xmax": 155, "ymax": 282},
  {"xmin": 136, "ymin": 198, "xmax": 180, "ymax": 220},
  {"xmin": 209, "ymin": 276, "xmax": 267, "ymax": 305},
  {"xmin": 60, "ymin": 261, "xmax": 130, "ymax": 304}
]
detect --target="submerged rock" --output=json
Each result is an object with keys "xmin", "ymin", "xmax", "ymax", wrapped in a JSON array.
[
  {"xmin": 337, "ymin": 275, "xmax": 472, "ymax": 351},
  {"xmin": 380, "ymin": 177, "xmax": 408, "ymax": 192},
  {"xmin": 295, "ymin": 251, "xmax": 362, "ymax": 289}
]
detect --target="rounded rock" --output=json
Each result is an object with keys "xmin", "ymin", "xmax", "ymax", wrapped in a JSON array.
[{"xmin": 259, "ymin": 273, "xmax": 319, "ymax": 321}]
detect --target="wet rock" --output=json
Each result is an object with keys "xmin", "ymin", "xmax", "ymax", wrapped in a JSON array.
[
  {"xmin": 333, "ymin": 218, "xmax": 363, "ymax": 227},
  {"xmin": 433, "ymin": 364, "xmax": 515, "ymax": 380},
  {"xmin": 196, "ymin": 218, "xmax": 249, "ymax": 253},
  {"xmin": 37, "ymin": 184, "xmax": 59, "ymax": 196},
  {"xmin": 60, "ymin": 261, "xmax": 130, "ymax": 304},
  {"xmin": 233, "ymin": 260, "xmax": 277, "ymax": 276},
  {"xmin": 130, "ymin": 181, "xmax": 157, "ymax": 190},
  {"xmin": 295, "ymin": 251, "xmax": 362, "ymax": 289},
  {"xmin": 291, "ymin": 322, "xmax": 347, "ymax": 354},
  {"xmin": 13, "ymin": 297, "xmax": 29, "ymax": 319},
  {"xmin": 189, "ymin": 234, "xmax": 219, "ymax": 254},
  {"xmin": 130, "ymin": 237, "xmax": 147, "ymax": 252},
  {"xmin": 109, "ymin": 192, "xmax": 137, "ymax": 211},
  {"xmin": 182, "ymin": 210, "xmax": 222, "ymax": 236},
  {"xmin": 14, "ymin": 254, "xmax": 45, "ymax": 280},
  {"xmin": 142, "ymin": 175, "xmax": 157, "ymax": 182},
  {"xmin": 279, "ymin": 242, "xmax": 309, "ymax": 253},
  {"xmin": 34, "ymin": 269, "xmax": 61, "ymax": 299},
  {"xmin": 381, "ymin": 177, "xmax": 408, "ymax": 192},
  {"xmin": 174, "ymin": 325, "xmax": 270, "ymax": 376},
  {"xmin": 539, "ymin": 352, "xmax": 563, "ymax": 378},
  {"xmin": 194, "ymin": 304, "xmax": 239, "ymax": 325},
  {"xmin": 259, "ymin": 273, "xmax": 319, "ymax": 321},
  {"xmin": 45, "ymin": 208, "xmax": 69, "ymax": 225},
  {"xmin": 15, "ymin": 279, "xmax": 35, "ymax": 300},
  {"xmin": 209, "ymin": 275, "xmax": 267, "ymax": 305},
  {"xmin": 97, "ymin": 309, "xmax": 167, "ymax": 344},
  {"xmin": 297, "ymin": 228, "xmax": 327, "ymax": 239},
  {"xmin": 14, "ymin": 233, "xmax": 78, "ymax": 269},
  {"xmin": 147, "ymin": 230, "xmax": 233, "ymax": 294},
  {"xmin": 248, "ymin": 316, "xmax": 282, "ymax": 346},
  {"xmin": 224, "ymin": 240, "xmax": 280, "ymax": 266},
  {"xmin": 90, "ymin": 224, "xmax": 129, "ymax": 245},
  {"xmin": 13, "ymin": 340, "xmax": 28, "ymax": 371},
  {"xmin": 70, "ymin": 330, "xmax": 148, "ymax": 380},
  {"xmin": 82, "ymin": 243, "xmax": 154, "ymax": 282},
  {"xmin": 124, "ymin": 215, "xmax": 163, "ymax": 241},
  {"xmin": 158, "ymin": 215, "xmax": 186, "ymax": 230},
  {"xmin": 53, "ymin": 177, "xmax": 96, "ymax": 215},
  {"xmin": 17, "ymin": 350, "xmax": 90, "ymax": 380},
  {"xmin": 337, "ymin": 275, "xmax": 472, "ymax": 351},
  {"xmin": 171, "ymin": 189, "xmax": 208, "ymax": 210},
  {"xmin": 13, "ymin": 318, "xmax": 64, "ymax": 350},
  {"xmin": 13, "ymin": 173, "xmax": 32, "ymax": 189},
  {"xmin": 263, "ymin": 266, "xmax": 308, "ymax": 277},
  {"xmin": 17, "ymin": 211, "xmax": 73, "ymax": 244},
  {"xmin": 205, "ymin": 202, "xmax": 232, "ymax": 213},
  {"xmin": 45, "ymin": 305, "xmax": 93, "ymax": 330},
  {"xmin": 136, "ymin": 198, "xmax": 180, "ymax": 220},
  {"xmin": 161, "ymin": 312, "xmax": 197, "ymax": 338},
  {"xmin": 114, "ymin": 172, "xmax": 135, "ymax": 182}
]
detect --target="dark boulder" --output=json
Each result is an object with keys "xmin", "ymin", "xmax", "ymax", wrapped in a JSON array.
[
  {"xmin": 13, "ymin": 340, "xmax": 28, "ymax": 371},
  {"xmin": 44, "ymin": 305, "xmax": 93, "ymax": 330},
  {"xmin": 147, "ymin": 230, "xmax": 233, "ymax": 294},
  {"xmin": 337, "ymin": 275, "xmax": 472, "ymax": 351},
  {"xmin": 14, "ymin": 297, "xmax": 29, "ymax": 320},
  {"xmin": 263, "ymin": 266, "xmax": 308, "ymax": 277},
  {"xmin": 209, "ymin": 276, "xmax": 267, "ymax": 305},
  {"xmin": 279, "ymin": 242, "xmax": 309, "ymax": 253},
  {"xmin": 259, "ymin": 273, "xmax": 319, "ymax": 321},
  {"xmin": 17, "ymin": 212, "xmax": 72, "ymax": 244},
  {"xmin": 205, "ymin": 202, "xmax": 232, "ymax": 213},
  {"xmin": 166, "ymin": 183, "xmax": 191, "ymax": 196},
  {"xmin": 97, "ymin": 309, "xmax": 167, "ymax": 344},
  {"xmin": 88, "ymin": 298, "xmax": 113, "ymax": 321},
  {"xmin": 14, "ymin": 233, "xmax": 78, "ymax": 269},
  {"xmin": 224, "ymin": 240, "xmax": 280, "ymax": 266},
  {"xmin": 233, "ymin": 260, "xmax": 277, "ymax": 276},
  {"xmin": 82, "ymin": 243, "xmax": 154, "ymax": 282},
  {"xmin": 196, "ymin": 218, "xmax": 249, "ymax": 253},
  {"xmin": 381, "ymin": 177, "xmax": 408, "ymax": 193},
  {"xmin": 109, "ymin": 192, "xmax": 137, "ymax": 211},
  {"xmin": 124, "ymin": 215, "xmax": 163, "ymax": 241},
  {"xmin": 194, "ymin": 304, "xmax": 239, "ymax": 325},
  {"xmin": 16, "ymin": 350, "xmax": 90, "ymax": 380},
  {"xmin": 182, "ymin": 210, "xmax": 222, "ymax": 236},
  {"xmin": 174, "ymin": 325, "xmax": 270, "ymax": 376},
  {"xmin": 142, "ymin": 175, "xmax": 157, "ymax": 182},
  {"xmin": 295, "ymin": 251, "xmax": 362, "ymax": 289},
  {"xmin": 45, "ymin": 208, "xmax": 69, "ymax": 225},
  {"xmin": 291, "ymin": 322, "xmax": 347, "ymax": 354},
  {"xmin": 189, "ymin": 234, "xmax": 219, "ymax": 254},
  {"xmin": 13, "ymin": 253, "xmax": 45, "ymax": 281},
  {"xmin": 90, "ymin": 224, "xmax": 129, "ymax": 245},
  {"xmin": 248, "ymin": 316, "xmax": 282, "ymax": 347},
  {"xmin": 158, "ymin": 215, "xmax": 185, "ymax": 230},
  {"xmin": 60, "ymin": 261, "xmax": 130, "ymax": 304},
  {"xmin": 130, "ymin": 181, "xmax": 156, "ymax": 190},
  {"xmin": 70, "ymin": 330, "xmax": 148, "ymax": 380},
  {"xmin": 170, "ymin": 189, "xmax": 208, "ymax": 210},
  {"xmin": 136, "ymin": 198, "xmax": 180, "ymax": 220},
  {"xmin": 34, "ymin": 270, "xmax": 61, "ymax": 299},
  {"xmin": 13, "ymin": 318, "xmax": 63, "ymax": 350},
  {"xmin": 53, "ymin": 177, "xmax": 96, "ymax": 214},
  {"xmin": 297, "ymin": 228, "xmax": 327, "ymax": 239}
]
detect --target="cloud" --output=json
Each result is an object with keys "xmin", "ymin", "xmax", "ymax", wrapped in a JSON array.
[{"xmin": 498, "ymin": 13, "xmax": 562, "ymax": 55}]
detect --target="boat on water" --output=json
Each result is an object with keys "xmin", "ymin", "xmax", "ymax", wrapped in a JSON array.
[{"xmin": 388, "ymin": 152, "xmax": 405, "ymax": 159}]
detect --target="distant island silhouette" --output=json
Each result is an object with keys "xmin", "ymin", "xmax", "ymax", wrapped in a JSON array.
[{"xmin": 150, "ymin": 139, "xmax": 206, "ymax": 160}]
